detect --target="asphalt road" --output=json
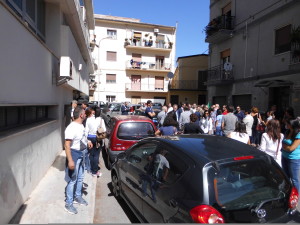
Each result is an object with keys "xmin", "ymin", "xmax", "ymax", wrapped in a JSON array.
[{"xmin": 93, "ymin": 152, "xmax": 139, "ymax": 223}]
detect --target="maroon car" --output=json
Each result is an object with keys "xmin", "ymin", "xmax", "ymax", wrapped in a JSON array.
[{"xmin": 104, "ymin": 115, "xmax": 157, "ymax": 169}]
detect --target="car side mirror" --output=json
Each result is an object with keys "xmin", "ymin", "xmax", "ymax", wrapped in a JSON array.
[{"xmin": 117, "ymin": 152, "xmax": 126, "ymax": 160}]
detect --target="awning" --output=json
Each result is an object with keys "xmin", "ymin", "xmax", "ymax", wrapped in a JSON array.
[{"xmin": 254, "ymin": 79, "xmax": 293, "ymax": 87}]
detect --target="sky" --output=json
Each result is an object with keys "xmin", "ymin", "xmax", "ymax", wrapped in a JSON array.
[{"xmin": 92, "ymin": 0, "xmax": 210, "ymax": 60}]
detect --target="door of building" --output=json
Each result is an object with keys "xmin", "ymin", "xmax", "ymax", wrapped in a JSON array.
[
  {"xmin": 131, "ymin": 75, "xmax": 141, "ymax": 90},
  {"xmin": 213, "ymin": 96, "xmax": 227, "ymax": 107},
  {"xmin": 269, "ymin": 86, "xmax": 290, "ymax": 112},
  {"xmin": 170, "ymin": 95, "xmax": 179, "ymax": 105},
  {"xmin": 232, "ymin": 94, "xmax": 252, "ymax": 111},
  {"xmin": 198, "ymin": 95, "xmax": 207, "ymax": 105}
]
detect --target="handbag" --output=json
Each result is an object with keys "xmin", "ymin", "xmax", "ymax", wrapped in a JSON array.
[
  {"xmin": 96, "ymin": 118, "xmax": 106, "ymax": 142},
  {"xmin": 256, "ymin": 116, "xmax": 265, "ymax": 132}
]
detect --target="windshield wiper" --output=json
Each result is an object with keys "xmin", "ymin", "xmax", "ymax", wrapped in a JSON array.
[{"xmin": 250, "ymin": 196, "xmax": 283, "ymax": 213}]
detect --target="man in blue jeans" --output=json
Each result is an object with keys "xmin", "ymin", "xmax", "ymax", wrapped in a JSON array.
[{"xmin": 64, "ymin": 106, "xmax": 93, "ymax": 214}]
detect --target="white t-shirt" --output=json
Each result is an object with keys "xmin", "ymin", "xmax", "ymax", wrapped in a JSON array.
[
  {"xmin": 229, "ymin": 132, "xmax": 250, "ymax": 144},
  {"xmin": 65, "ymin": 122, "xmax": 87, "ymax": 150},
  {"xmin": 243, "ymin": 115, "xmax": 254, "ymax": 136},
  {"xmin": 85, "ymin": 116, "xmax": 106, "ymax": 136},
  {"xmin": 259, "ymin": 133, "xmax": 284, "ymax": 166}
]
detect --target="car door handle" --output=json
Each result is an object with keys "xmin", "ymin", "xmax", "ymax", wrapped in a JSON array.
[{"xmin": 169, "ymin": 199, "xmax": 178, "ymax": 208}]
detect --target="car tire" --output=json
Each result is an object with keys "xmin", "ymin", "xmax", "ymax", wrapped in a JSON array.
[{"xmin": 111, "ymin": 172, "xmax": 121, "ymax": 199}]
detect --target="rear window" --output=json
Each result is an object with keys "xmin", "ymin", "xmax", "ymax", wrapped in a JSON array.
[
  {"xmin": 208, "ymin": 158, "xmax": 291, "ymax": 210},
  {"xmin": 117, "ymin": 122, "xmax": 155, "ymax": 140}
]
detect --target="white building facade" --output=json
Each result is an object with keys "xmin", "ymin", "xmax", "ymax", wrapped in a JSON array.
[
  {"xmin": 91, "ymin": 15, "xmax": 176, "ymax": 104},
  {"xmin": 0, "ymin": 0, "xmax": 95, "ymax": 222}
]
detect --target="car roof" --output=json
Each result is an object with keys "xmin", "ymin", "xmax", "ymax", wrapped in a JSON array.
[
  {"xmin": 143, "ymin": 135, "xmax": 267, "ymax": 164},
  {"xmin": 113, "ymin": 115, "xmax": 153, "ymax": 122}
]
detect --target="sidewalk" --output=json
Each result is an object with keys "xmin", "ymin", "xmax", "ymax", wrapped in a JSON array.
[{"xmin": 10, "ymin": 151, "xmax": 97, "ymax": 224}]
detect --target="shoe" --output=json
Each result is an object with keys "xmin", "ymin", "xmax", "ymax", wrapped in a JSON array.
[
  {"xmin": 83, "ymin": 183, "xmax": 88, "ymax": 188},
  {"xmin": 73, "ymin": 196, "xmax": 88, "ymax": 206},
  {"xmin": 65, "ymin": 204, "xmax": 78, "ymax": 214}
]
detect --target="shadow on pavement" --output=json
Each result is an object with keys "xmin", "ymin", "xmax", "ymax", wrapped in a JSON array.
[
  {"xmin": 107, "ymin": 182, "xmax": 140, "ymax": 223},
  {"xmin": 51, "ymin": 154, "xmax": 66, "ymax": 172},
  {"xmin": 9, "ymin": 204, "xmax": 27, "ymax": 224}
]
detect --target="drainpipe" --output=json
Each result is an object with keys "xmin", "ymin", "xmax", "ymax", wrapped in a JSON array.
[{"xmin": 243, "ymin": 20, "xmax": 248, "ymax": 79}]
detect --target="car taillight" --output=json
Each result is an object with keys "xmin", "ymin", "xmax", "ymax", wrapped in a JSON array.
[
  {"xmin": 289, "ymin": 187, "xmax": 299, "ymax": 209},
  {"xmin": 111, "ymin": 146, "xmax": 127, "ymax": 151},
  {"xmin": 233, "ymin": 156, "xmax": 254, "ymax": 161},
  {"xmin": 190, "ymin": 205, "xmax": 224, "ymax": 224},
  {"xmin": 130, "ymin": 107, "xmax": 134, "ymax": 112}
]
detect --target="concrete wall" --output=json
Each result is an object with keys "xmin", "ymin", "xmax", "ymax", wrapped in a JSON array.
[{"xmin": 0, "ymin": 1, "xmax": 93, "ymax": 222}]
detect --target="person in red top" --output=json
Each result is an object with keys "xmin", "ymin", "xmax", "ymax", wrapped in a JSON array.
[{"xmin": 222, "ymin": 105, "xmax": 228, "ymax": 115}]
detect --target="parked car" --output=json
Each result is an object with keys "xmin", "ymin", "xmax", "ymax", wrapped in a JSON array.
[
  {"xmin": 111, "ymin": 135, "xmax": 300, "ymax": 223},
  {"xmin": 89, "ymin": 101, "xmax": 106, "ymax": 109},
  {"xmin": 106, "ymin": 102, "xmax": 123, "ymax": 117},
  {"xmin": 104, "ymin": 115, "xmax": 157, "ymax": 169}
]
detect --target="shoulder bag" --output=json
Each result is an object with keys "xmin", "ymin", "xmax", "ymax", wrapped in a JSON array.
[{"xmin": 96, "ymin": 118, "xmax": 106, "ymax": 142}]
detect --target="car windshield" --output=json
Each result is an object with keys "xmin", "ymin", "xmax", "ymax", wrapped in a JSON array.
[
  {"xmin": 208, "ymin": 158, "xmax": 291, "ymax": 211},
  {"xmin": 152, "ymin": 103, "xmax": 162, "ymax": 110},
  {"xmin": 117, "ymin": 122, "xmax": 155, "ymax": 140}
]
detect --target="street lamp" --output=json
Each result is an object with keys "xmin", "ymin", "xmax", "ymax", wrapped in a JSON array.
[{"xmin": 96, "ymin": 36, "xmax": 113, "ymax": 101}]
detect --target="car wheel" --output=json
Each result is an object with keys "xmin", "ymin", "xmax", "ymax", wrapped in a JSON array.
[{"xmin": 111, "ymin": 172, "xmax": 121, "ymax": 199}]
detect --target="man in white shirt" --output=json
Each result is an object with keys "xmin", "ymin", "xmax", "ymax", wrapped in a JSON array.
[
  {"xmin": 64, "ymin": 106, "xmax": 93, "ymax": 215},
  {"xmin": 157, "ymin": 106, "xmax": 167, "ymax": 127},
  {"xmin": 243, "ymin": 110, "xmax": 254, "ymax": 137}
]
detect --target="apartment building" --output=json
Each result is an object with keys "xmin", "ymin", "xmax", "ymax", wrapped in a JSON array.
[
  {"xmin": 169, "ymin": 54, "xmax": 208, "ymax": 105},
  {"xmin": 205, "ymin": 0, "xmax": 300, "ymax": 115},
  {"xmin": 0, "ymin": 0, "xmax": 94, "ymax": 222},
  {"xmin": 91, "ymin": 14, "xmax": 176, "ymax": 105}
]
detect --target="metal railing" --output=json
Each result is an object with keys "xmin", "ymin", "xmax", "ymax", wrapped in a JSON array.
[
  {"xmin": 125, "ymin": 40, "xmax": 172, "ymax": 49},
  {"xmin": 126, "ymin": 60, "xmax": 171, "ymax": 71},
  {"xmin": 205, "ymin": 15, "xmax": 235, "ymax": 37},
  {"xmin": 290, "ymin": 42, "xmax": 300, "ymax": 64},
  {"xmin": 207, "ymin": 65, "xmax": 234, "ymax": 82},
  {"xmin": 125, "ymin": 83, "xmax": 166, "ymax": 92}
]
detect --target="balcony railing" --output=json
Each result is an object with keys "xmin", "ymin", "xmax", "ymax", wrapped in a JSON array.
[
  {"xmin": 169, "ymin": 80, "xmax": 206, "ymax": 90},
  {"xmin": 207, "ymin": 65, "xmax": 234, "ymax": 84},
  {"xmin": 205, "ymin": 15, "xmax": 235, "ymax": 43},
  {"xmin": 290, "ymin": 42, "xmax": 300, "ymax": 64},
  {"xmin": 125, "ymin": 83, "xmax": 166, "ymax": 92},
  {"xmin": 126, "ymin": 60, "xmax": 171, "ymax": 71},
  {"xmin": 124, "ymin": 40, "xmax": 173, "ymax": 50}
]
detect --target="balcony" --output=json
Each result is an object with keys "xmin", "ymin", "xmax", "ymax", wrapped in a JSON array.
[
  {"xmin": 206, "ymin": 65, "xmax": 234, "ymax": 86},
  {"xmin": 169, "ymin": 80, "xmax": 206, "ymax": 91},
  {"xmin": 124, "ymin": 39, "xmax": 172, "ymax": 53},
  {"xmin": 205, "ymin": 15, "xmax": 235, "ymax": 44},
  {"xmin": 126, "ymin": 60, "xmax": 171, "ymax": 72},
  {"xmin": 125, "ymin": 83, "xmax": 167, "ymax": 92}
]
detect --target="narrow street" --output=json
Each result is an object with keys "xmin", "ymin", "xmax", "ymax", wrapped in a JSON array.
[{"xmin": 93, "ymin": 153, "xmax": 139, "ymax": 223}]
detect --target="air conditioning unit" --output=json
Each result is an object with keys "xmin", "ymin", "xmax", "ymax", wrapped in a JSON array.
[
  {"xmin": 154, "ymin": 28, "xmax": 159, "ymax": 33},
  {"xmin": 59, "ymin": 56, "xmax": 73, "ymax": 78}
]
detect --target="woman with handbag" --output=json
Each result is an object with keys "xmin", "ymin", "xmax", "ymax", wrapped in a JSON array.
[
  {"xmin": 250, "ymin": 107, "xmax": 263, "ymax": 147},
  {"xmin": 282, "ymin": 117, "xmax": 300, "ymax": 192},
  {"xmin": 85, "ymin": 106, "xmax": 106, "ymax": 177},
  {"xmin": 259, "ymin": 119, "xmax": 284, "ymax": 167}
]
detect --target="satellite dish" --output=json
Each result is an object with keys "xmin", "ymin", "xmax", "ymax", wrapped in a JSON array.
[
  {"xmin": 167, "ymin": 72, "xmax": 174, "ymax": 78},
  {"xmin": 224, "ymin": 62, "xmax": 233, "ymax": 71}
]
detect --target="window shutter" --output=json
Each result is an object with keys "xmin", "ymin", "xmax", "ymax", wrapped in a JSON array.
[
  {"xmin": 107, "ymin": 51, "xmax": 117, "ymax": 61},
  {"xmin": 155, "ymin": 76, "xmax": 164, "ymax": 89},
  {"xmin": 220, "ymin": 49, "xmax": 230, "ymax": 58}
]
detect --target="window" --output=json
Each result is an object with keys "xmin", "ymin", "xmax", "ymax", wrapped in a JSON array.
[
  {"xmin": 275, "ymin": 25, "xmax": 291, "ymax": 55},
  {"xmin": 106, "ymin": 74, "xmax": 116, "ymax": 83},
  {"xmin": 107, "ymin": 29, "xmax": 117, "ymax": 39},
  {"xmin": 106, "ymin": 95, "xmax": 116, "ymax": 102},
  {"xmin": 220, "ymin": 48, "xmax": 230, "ymax": 64},
  {"xmin": 117, "ymin": 122, "xmax": 155, "ymax": 140},
  {"xmin": 155, "ymin": 76, "xmax": 164, "ymax": 90},
  {"xmin": 0, "ymin": 106, "xmax": 49, "ymax": 132},
  {"xmin": 107, "ymin": 51, "xmax": 117, "ymax": 61},
  {"xmin": 6, "ymin": 0, "xmax": 46, "ymax": 40}
]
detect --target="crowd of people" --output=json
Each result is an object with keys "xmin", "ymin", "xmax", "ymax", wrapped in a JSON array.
[
  {"xmin": 64, "ymin": 100, "xmax": 106, "ymax": 215},
  {"xmin": 64, "ymin": 99, "xmax": 300, "ymax": 214},
  {"xmin": 154, "ymin": 102, "xmax": 300, "ymax": 192}
]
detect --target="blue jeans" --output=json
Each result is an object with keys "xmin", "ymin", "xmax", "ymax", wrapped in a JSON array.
[
  {"xmin": 215, "ymin": 127, "xmax": 223, "ymax": 136},
  {"xmin": 65, "ymin": 157, "xmax": 84, "ymax": 205},
  {"xmin": 282, "ymin": 157, "xmax": 300, "ymax": 192},
  {"xmin": 88, "ymin": 137, "xmax": 101, "ymax": 174}
]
